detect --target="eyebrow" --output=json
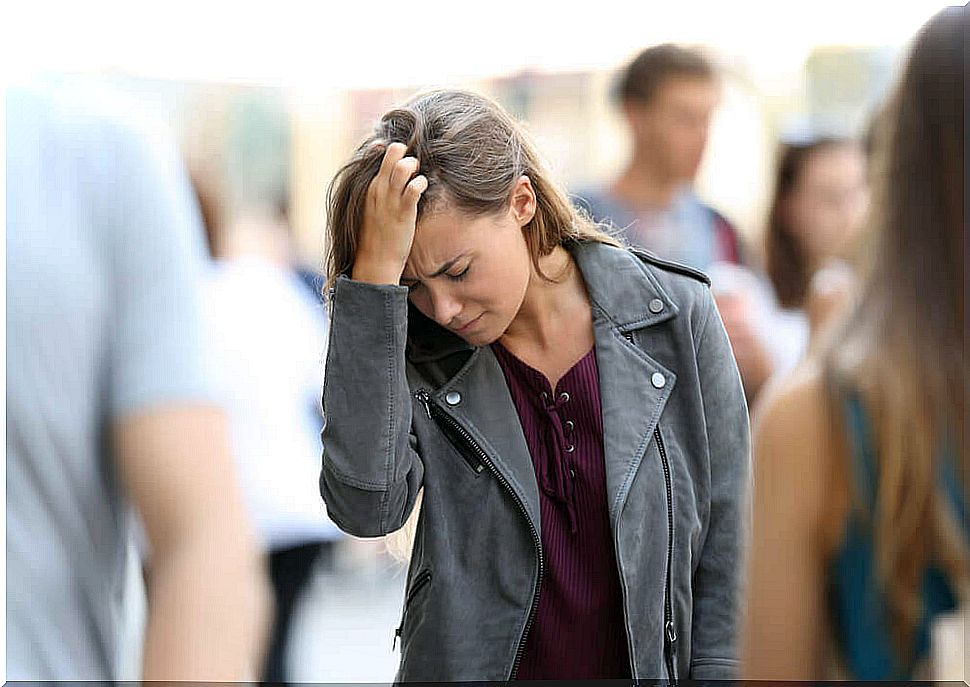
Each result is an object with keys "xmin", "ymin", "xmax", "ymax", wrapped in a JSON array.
[{"xmin": 401, "ymin": 254, "xmax": 467, "ymax": 283}]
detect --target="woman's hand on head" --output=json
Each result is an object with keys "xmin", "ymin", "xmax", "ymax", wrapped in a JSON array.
[{"xmin": 352, "ymin": 142, "xmax": 429, "ymax": 286}]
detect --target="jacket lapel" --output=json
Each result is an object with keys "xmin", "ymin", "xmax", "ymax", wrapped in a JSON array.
[
  {"xmin": 592, "ymin": 315, "xmax": 676, "ymax": 526},
  {"xmin": 428, "ymin": 348, "xmax": 542, "ymax": 533},
  {"xmin": 572, "ymin": 241, "xmax": 682, "ymax": 525}
]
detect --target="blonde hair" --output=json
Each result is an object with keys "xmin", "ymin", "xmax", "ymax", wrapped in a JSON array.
[
  {"xmin": 821, "ymin": 5, "xmax": 968, "ymax": 669},
  {"xmin": 385, "ymin": 491, "xmax": 423, "ymax": 562}
]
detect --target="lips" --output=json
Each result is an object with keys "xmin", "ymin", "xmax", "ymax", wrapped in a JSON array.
[{"xmin": 454, "ymin": 314, "xmax": 483, "ymax": 333}]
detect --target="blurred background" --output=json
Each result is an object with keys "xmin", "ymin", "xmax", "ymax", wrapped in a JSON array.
[
  {"xmin": 3, "ymin": 0, "xmax": 948, "ymax": 259},
  {"xmin": 3, "ymin": 0, "xmax": 962, "ymax": 681}
]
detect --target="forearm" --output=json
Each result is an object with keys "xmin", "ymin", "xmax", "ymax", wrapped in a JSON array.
[
  {"xmin": 112, "ymin": 405, "xmax": 272, "ymax": 680},
  {"xmin": 690, "ymin": 494, "xmax": 749, "ymax": 677},
  {"xmin": 320, "ymin": 275, "xmax": 424, "ymax": 535},
  {"xmin": 691, "ymin": 475, "xmax": 749, "ymax": 676},
  {"xmin": 141, "ymin": 534, "xmax": 271, "ymax": 680},
  {"xmin": 691, "ymin": 290, "xmax": 753, "ymax": 676}
]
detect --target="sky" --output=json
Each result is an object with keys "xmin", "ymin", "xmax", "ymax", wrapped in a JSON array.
[{"xmin": 2, "ymin": 0, "xmax": 956, "ymax": 89}]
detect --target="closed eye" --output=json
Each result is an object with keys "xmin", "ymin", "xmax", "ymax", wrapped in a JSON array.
[
  {"xmin": 447, "ymin": 266, "xmax": 470, "ymax": 282},
  {"xmin": 401, "ymin": 263, "xmax": 469, "ymax": 291}
]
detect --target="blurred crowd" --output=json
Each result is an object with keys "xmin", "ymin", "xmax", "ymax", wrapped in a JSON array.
[{"xmin": 5, "ymin": 4, "xmax": 966, "ymax": 682}]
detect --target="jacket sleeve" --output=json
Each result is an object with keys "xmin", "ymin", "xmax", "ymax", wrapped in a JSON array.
[
  {"xmin": 688, "ymin": 287, "xmax": 752, "ymax": 680},
  {"xmin": 319, "ymin": 275, "xmax": 424, "ymax": 538}
]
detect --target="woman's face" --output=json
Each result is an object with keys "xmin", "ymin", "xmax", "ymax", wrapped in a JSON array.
[
  {"xmin": 400, "ymin": 180, "xmax": 536, "ymax": 346},
  {"xmin": 786, "ymin": 144, "xmax": 869, "ymax": 265}
]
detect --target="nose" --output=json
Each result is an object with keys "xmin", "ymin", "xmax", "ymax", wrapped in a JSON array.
[{"xmin": 429, "ymin": 288, "xmax": 463, "ymax": 328}]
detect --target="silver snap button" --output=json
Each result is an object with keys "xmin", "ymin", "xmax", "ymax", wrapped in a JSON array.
[
  {"xmin": 651, "ymin": 372, "xmax": 666, "ymax": 389},
  {"xmin": 541, "ymin": 391, "xmax": 549, "ymax": 403},
  {"xmin": 559, "ymin": 392, "xmax": 570, "ymax": 403},
  {"xmin": 569, "ymin": 468, "xmax": 576, "ymax": 478},
  {"xmin": 649, "ymin": 298, "xmax": 664, "ymax": 314},
  {"xmin": 565, "ymin": 444, "xmax": 575, "ymax": 453},
  {"xmin": 445, "ymin": 391, "xmax": 462, "ymax": 406},
  {"xmin": 564, "ymin": 420, "xmax": 575, "ymax": 433}
]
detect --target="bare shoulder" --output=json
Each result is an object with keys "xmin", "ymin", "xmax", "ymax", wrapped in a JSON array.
[
  {"xmin": 750, "ymin": 360, "xmax": 834, "ymax": 522},
  {"xmin": 753, "ymin": 359, "xmax": 828, "ymax": 439}
]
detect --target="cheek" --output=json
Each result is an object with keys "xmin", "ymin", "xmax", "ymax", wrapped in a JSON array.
[
  {"xmin": 512, "ymin": 239, "xmax": 535, "ymax": 288},
  {"xmin": 641, "ymin": 122, "xmax": 665, "ymax": 148},
  {"xmin": 796, "ymin": 203, "xmax": 844, "ymax": 254},
  {"xmin": 476, "ymin": 259, "xmax": 528, "ymax": 313},
  {"xmin": 847, "ymin": 191, "xmax": 870, "ymax": 231},
  {"xmin": 788, "ymin": 196, "xmax": 818, "ymax": 236},
  {"xmin": 490, "ymin": 226, "xmax": 532, "ymax": 279},
  {"xmin": 477, "ymin": 240, "xmax": 532, "ymax": 322},
  {"xmin": 504, "ymin": 248, "xmax": 532, "ymax": 284}
]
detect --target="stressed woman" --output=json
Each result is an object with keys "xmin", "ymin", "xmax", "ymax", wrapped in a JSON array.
[{"xmin": 319, "ymin": 90, "xmax": 750, "ymax": 682}]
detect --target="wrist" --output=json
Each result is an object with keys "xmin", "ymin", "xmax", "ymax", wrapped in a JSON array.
[{"xmin": 351, "ymin": 254, "xmax": 406, "ymax": 286}]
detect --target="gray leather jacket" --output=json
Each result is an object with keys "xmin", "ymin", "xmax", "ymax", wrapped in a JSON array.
[{"xmin": 320, "ymin": 240, "xmax": 751, "ymax": 683}]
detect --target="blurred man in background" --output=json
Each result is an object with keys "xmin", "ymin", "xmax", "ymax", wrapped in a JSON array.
[
  {"xmin": 578, "ymin": 44, "xmax": 779, "ymax": 402},
  {"xmin": 6, "ymin": 80, "xmax": 270, "ymax": 680},
  {"xmin": 577, "ymin": 43, "xmax": 743, "ymax": 269}
]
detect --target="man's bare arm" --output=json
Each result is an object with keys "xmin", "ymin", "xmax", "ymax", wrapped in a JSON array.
[{"xmin": 113, "ymin": 403, "xmax": 272, "ymax": 680}]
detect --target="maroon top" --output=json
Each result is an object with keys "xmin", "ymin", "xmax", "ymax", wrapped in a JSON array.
[{"xmin": 491, "ymin": 341, "xmax": 631, "ymax": 679}]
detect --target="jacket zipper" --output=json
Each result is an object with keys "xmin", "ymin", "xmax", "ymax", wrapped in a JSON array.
[
  {"xmin": 612, "ymin": 514, "xmax": 640, "ymax": 677},
  {"xmin": 434, "ymin": 408, "xmax": 486, "ymax": 475},
  {"xmin": 394, "ymin": 569, "xmax": 433, "ymax": 651},
  {"xmin": 656, "ymin": 426, "xmax": 679, "ymax": 685},
  {"xmin": 614, "ymin": 335, "xmax": 641, "ymax": 678},
  {"xmin": 414, "ymin": 388, "xmax": 544, "ymax": 680},
  {"xmin": 623, "ymin": 329, "xmax": 677, "ymax": 683}
]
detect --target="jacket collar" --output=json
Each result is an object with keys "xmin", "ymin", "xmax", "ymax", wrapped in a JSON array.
[
  {"xmin": 406, "ymin": 240, "xmax": 679, "ymax": 363},
  {"xmin": 570, "ymin": 241, "xmax": 679, "ymax": 332}
]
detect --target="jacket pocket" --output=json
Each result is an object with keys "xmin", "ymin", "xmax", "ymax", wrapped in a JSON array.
[
  {"xmin": 416, "ymin": 390, "xmax": 486, "ymax": 477},
  {"xmin": 394, "ymin": 569, "xmax": 433, "ymax": 650}
]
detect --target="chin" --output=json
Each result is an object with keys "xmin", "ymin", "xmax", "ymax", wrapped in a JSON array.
[
  {"xmin": 685, "ymin": 160, "xmax": 704, "ymax": 180},
  {"xmin": 460, "ymin": 318, "xmax": 508, "ymax": 347},
  {"xmin": 460, "ymin": 329, "xmax": 498, "ymax": 347}
]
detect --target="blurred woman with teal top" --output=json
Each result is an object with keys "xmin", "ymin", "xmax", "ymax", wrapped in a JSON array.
[{"xmin": 741, "ymin": 5, "xmax": 968, "ymax": 680}]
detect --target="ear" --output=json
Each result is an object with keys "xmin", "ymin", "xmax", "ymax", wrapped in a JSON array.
[
  {"xmin": 509, "ymin": 175, "xmax": 537, "ymax": 227},
  {"xmin": 621, "ymin": 100, "xmax": 648, "ymax": 135},
  {"xmin": 621, "ymin": 100, "xmax": 638, "ymax": 126}
]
